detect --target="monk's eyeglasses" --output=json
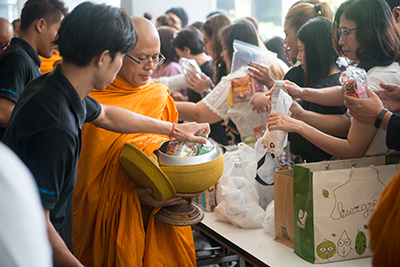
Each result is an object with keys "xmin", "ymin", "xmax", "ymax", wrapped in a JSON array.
[
  {"xmin": 337, "ymin": 27, "xmax": 357, "ymax": 40},
  {"xmin": 126, "ymin": 53, "xmax": 166, "ymax": 66},
  {"xmin": 0, "ymin": 42, "xmax": 10, "ymax": 49}
]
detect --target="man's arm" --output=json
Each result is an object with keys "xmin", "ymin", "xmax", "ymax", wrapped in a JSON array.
[
  {"xmin": 0, "ymin": 97, "xmax": 15, "ymax": 127},
  {"xmin": 45, "ymin": 209, "xmax": 84, "ymax": 267},
  {"xmin": 90, "ymin": 104, "xmax": 210, "ymax": 144}
]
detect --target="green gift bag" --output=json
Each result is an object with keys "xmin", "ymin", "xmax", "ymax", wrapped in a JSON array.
[{"xmin": 293, "ymin": 156, "xmax": 398, "ymax": 264}]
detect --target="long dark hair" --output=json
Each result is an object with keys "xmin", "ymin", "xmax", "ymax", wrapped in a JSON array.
[
  {"xmin": 172, "ymin": 26, "xmax": 204, "ymax": 55},
  {"xmin": 297, "ymin": 17, "xmax": 338, "ymax": 87},
  {"xmin": 332, "ymin": 0, "xmax": 400, "ymax": 71},
  {"xmin": 202, "ymin": 13, "xmax": 231, "ymax": 84},
  {"xmin": 220, "ymin": 20, "xmax": 259, "ymax": 62},
  {"xmin": 157, "ymin": 26, "xmax": 179, "ymax": 65}
]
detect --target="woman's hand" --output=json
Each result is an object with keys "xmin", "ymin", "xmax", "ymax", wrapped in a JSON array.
[
  {"xmin": 137, "ymin": 187, "xmax": 186, "ymax": 208},
  {"xmin": 267, "ymin": 112, "xmax": 302, "ymax": 133},
  {"xmin": 250, "ymin": 92, "xmax": 269, "ymax": 113},
  {"xmin": 171, "ymin": 91, "xmax": 188, "ymax": 102},
  {"xmin": 248, "ymin": 62, "xmax": 275, "ymax": 89},
  {"xmin": 344, "ymin": 86, "xmax": 383, "ymax": 125},
  {"xmin": 184, "ymin": 70, "xmax": 210, "ymax": 94},
  {"xmin": 289, "ymin": 100, "xmax": 305, "ymax": 120},
  {"xmin": 266, "ymin": 80, "xmax": 304, "ymax": 99}
]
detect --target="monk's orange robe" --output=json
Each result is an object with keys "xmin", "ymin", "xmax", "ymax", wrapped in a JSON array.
[
  {"xmin": 39, "ymin": 50, "xmax": 62, "ymax": 74},
  {"xmin": 369, "ymin": 164, "xmax": 400, "ymax": 267},
  {"xmin": 72, "ymin": 76, "xmax": 196, "ymax": 267}
]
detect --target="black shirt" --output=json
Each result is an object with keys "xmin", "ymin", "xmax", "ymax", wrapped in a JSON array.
[
  {"xmin": 288, "ymin": 73, "xmax": 347, "ymax": 163},
  {"xmin": 0, "ymin": 38, "xmax": 42, "ymax": 139},
  {"xmin": 3, "ymin": 64, "xmax": 101, "ymax": 230},
  {"xmin": 283, "ymin": 65, "xmax": 304, "ymax": 87},
  {"xmin": 387, "ymin": 113, "xmax": 400, "ymax": 151}
]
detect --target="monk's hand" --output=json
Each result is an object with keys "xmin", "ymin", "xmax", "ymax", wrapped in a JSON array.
[
  {"xmin": 137, "ymin": 187, "xmax": 186, "ymax": 208},
  {"xmin": 184, "ymin": 71, "xmax": 210, "ymax": 95},
  {"xmin": 248, "ymin": 62, "xmax": 274, "ymax": 89},
  {"xmin": 172, "ymin": 122, "xmax": 210, "ymax": 144}
]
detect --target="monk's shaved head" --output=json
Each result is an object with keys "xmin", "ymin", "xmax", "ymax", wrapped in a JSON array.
[
  {"xmin": 131, "ymin": 16, "xmax": 159, "ymax": 45},
  {"xmin": 118, "ymin": 17, "xmax": 161, "ymax": 86}
]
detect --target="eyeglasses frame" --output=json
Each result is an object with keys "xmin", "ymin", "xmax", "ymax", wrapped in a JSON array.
[
  {"xmin": 125, "ymin": 53, "xmax": 166, "ymax": 66},
  {"xmin": 337, "ymin": 27, "xmax": 357, "ymax": 40}
]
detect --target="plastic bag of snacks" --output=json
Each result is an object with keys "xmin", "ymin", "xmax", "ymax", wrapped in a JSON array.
[
  {"xmin": 337, "ymin": 57, "xmax": 369, "ymax": 99},
  {"xmin": 228, "ymin": 69, "xmax": 265, "ymax": 105},
  {"xmin": 165, "ymin": 134, "xmax": 214, "ymax": 157},
  {"xmin": 227, "ymin": 40, "xmax": 277, "ymax": 105}
]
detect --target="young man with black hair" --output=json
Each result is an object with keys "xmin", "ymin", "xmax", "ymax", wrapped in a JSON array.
[
  {"xmin": 3, "ymin": 2, "xmax": 209, "ymax": 266},
  {"xmin": 0, "ymin": 0, "xmax": 68, "ymax": 140}
]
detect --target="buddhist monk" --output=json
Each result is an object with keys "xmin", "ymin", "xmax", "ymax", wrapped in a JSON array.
[{"xmin": 72, "ymin": 16, "xmax": 197, "ymax": 267}]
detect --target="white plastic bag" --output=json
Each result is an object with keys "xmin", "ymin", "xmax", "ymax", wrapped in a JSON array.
[
  {"xmin": 262, "ymin": 200, "xmax": 275, "ymax": 236},
  {"xmin": 215, "ymin": 143, "xmax": 266, "ymax": 228},
  {"xmin": 262, "ymin": 81, "xmax": 292, "ymax": 156}
]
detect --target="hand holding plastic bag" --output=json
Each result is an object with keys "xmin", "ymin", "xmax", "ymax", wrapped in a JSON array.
[
  {"xmin": 262, "ymin": 81, "xmax": 292, "ymax": 156},
  {"xmin": 337, "ymin": 57, "xmax": 369, "ymax": 99}
]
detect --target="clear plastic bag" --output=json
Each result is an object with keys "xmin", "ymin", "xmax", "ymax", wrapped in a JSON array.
[
  {"xmin": 180, "ymin": 58, "xmax": 202, "ymax": 79},
  {"xmin": 226, "ymin": 99, "xmax": 268, "ymax": 147},
  {"xmin": 230, "ymin": 39, "xmax": 277, "ymax": 73},
  {"xmin": 227, "ymin": 40, "xmax": 277, "ymax": 105},
  {"xmin": 262, "ymin": 81, "xmax": 292, "ymax": 156},
  {"xmin": 337, "ymin": 57, "xmax": 369, "ymax": 99}
]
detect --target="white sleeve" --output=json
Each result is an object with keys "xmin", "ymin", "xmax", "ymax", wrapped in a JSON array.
[
  {"xmin": 158, "ymin": 73, "xmax": 187, "ymax": 92},
  {"xmin": 203, "ymin": 68, "xmax": 248, "ymax": 120}
]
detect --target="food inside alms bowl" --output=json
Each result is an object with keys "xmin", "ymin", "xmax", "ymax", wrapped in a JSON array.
[{"xmin": 119, "ymin": 139, "xmax": 224, "ymax": 226}]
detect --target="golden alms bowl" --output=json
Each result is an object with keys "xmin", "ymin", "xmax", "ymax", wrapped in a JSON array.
[
  {"xmin": 119, "ymin": 140, "xmax": 224, "ymax": 226},
  {"xmin": 155, "ymin": 140, "xmax": 223, "ymax": 193}
]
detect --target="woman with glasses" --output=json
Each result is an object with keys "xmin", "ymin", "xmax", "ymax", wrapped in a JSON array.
[{"xmin": 267, "ymin": 0, "xmax": 400, "ymax": 159}]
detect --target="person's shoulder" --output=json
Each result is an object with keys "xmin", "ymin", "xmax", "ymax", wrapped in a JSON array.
[
  {"xmin": 317, "ymin": 72, "xmax": 341, "ymax": 88},
  {"xmin": 368, "ymin": 62, "xmax": 400, "ymax": 74}
]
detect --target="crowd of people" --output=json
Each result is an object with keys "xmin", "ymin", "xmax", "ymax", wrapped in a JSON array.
[{"xmin": 0, "ymin": 0, "xmax": 399, "ymax": 266}]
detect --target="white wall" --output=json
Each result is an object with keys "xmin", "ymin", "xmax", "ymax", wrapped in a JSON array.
[{"xmin": 126, "ymin": 0, "xmax": 217, "ymax": 26}]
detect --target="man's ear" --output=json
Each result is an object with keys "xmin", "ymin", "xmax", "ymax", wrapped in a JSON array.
[
  {"xmin": 95, "ymin": 50, "xmax": 110, "ymax": 68},
  {"xmin": 35, "ymin": 18, "xmax": 46, "ymax": 33}
]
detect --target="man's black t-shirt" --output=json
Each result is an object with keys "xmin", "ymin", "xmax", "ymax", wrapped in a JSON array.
[
  {"xmin": 288, "ymin": 72, "xmax": 347, "ymax": 162},
  {"xmin": 0, "ymin": 38, "xmax": 42, "ymax": 139},
  {"xmin": 3, "ymin": 64, "xmax": 101, "ymax": 230}
]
